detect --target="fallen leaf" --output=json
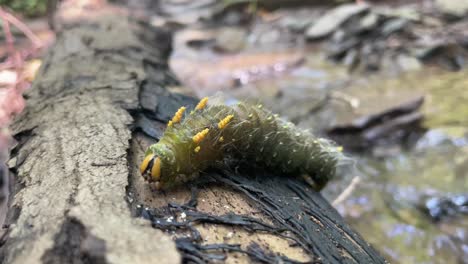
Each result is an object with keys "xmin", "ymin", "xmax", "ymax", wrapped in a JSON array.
[{"xmin": 22, "ymin": 59, "xmax": 42, "ymax": 82}]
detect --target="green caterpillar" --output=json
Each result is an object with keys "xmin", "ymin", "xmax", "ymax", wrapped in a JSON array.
[{"xmin": 140, "ymin": 97, "xmax": 344, "ymax": 191}]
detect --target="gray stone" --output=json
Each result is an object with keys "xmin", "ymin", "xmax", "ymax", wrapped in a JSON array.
[
  {"xmin": 359, "ymin": 12, "xmax": 379, "ymax": 31},
  {"xmin": 435, "ymin": 0, "xmax": 468, "ymax": 17},
  {"xmin": 280, "ymin": 16, "xmax": 315, "ymax": 32},
  {"xmin": 214, "ymin": 27, "xmax": 247, "ymax": 53},
  {"xmin": 381, "ymin": 18, "xmax": 408, "ymax": 36},
  {"xmin": 375, "ymin": 6, "xmax": 421, "ymax": 22},
  {"xmin": 306, "ymin": 3, "xmax": 369, "ymax": 40},
  {"xmin": 397, "ymin": 54, "xmax": 422, "ymax": 72}
]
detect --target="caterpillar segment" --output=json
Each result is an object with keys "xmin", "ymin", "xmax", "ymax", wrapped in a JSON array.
[{"xmin": 141, "ymin": 97, "xmax": 343, "ymax": 190}]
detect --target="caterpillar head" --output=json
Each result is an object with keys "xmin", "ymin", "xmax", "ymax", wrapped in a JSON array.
[
  {"xmin": 140, "ymin": 143, "xmax": 171, "ymax": 190},
  {"xmin": 140, "ymin": 153, "xmax": 161, "ymax": 189},
  {"xmin": 140, "ymin": 143, "xmax": 197, "ymax": 190}
]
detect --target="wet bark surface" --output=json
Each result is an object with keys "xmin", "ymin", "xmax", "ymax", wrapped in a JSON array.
[
  {"xmin": 1, "ymin": 15, "xmax": 178, "ymax": 264},
  {"xmin": 2, "ymin": 11, "xmax": 386, "ymax": 264}
]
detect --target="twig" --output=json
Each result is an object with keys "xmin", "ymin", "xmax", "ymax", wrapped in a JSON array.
[
  {"xmin": 332, "ymin": 176, "xmax": 361, "ymax": 207},
  {"xmin": 0, "ymin": 47, "xmax": 39, "ymax": 71},
  {"xmin": 0, "ymin": 7, "xmax": 45, "ymax": 91},
  {"xmin": 0, "ymin": 8, "xmax": 43, "ymax": 49},
  {"xmin": 0, "ymin": 11, "xmax": 22, "ymax": 72}
]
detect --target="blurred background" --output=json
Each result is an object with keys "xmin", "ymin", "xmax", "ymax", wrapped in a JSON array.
[{"xmin": 0, "ymin": 0, "xmax": 467, "ymax": 263}]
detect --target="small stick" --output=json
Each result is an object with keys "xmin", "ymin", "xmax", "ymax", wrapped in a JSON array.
[
  {"xmin": 332, "ymin": 176, "xmax": 361, "ymax": 207},
  {"xmin": 0, "ymin": 11, "xmax": 21, "ymax": 71},
  {"xmin": 0, "ymin": 8, "xmax": 43, "ymax": 49}
]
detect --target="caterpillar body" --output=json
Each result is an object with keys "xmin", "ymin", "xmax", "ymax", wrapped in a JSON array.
[{"xmin": 140, "ymin": 97, "xmax": 344, "ymax": 191}]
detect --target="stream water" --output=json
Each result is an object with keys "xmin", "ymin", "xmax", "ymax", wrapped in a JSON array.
[
  {"xmin": 332, "ymin": 70, "xmax": 468, "ymax": 263},
  {"xmin": 170, "ymin": 43, "xmax": 468, "ymax": 263}
]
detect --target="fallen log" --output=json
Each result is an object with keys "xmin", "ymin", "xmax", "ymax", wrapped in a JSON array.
[
  {"xmin": 1, "ymin": 12, "xmax": 178, "ymax": 264},
  {"xmin": 1, "ymin": 6, "xmax": 387, "ymax": 264}
]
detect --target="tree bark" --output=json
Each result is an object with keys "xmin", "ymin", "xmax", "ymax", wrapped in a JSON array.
[
  {"xmin": 2, "ymin": 14, "xmax": 179, "ymax": 264},
  {"xmin": 1, "ymin": 6, "xmax": 387, "ymax": 264}
]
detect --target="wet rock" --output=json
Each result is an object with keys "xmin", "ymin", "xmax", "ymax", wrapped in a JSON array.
[
  {"xmin": 415, "ymin": 129, "xmax": 468, "ymax": 149},
  {"xmin": 305, "ymin": 3, "xmax": 369, "ymax": 40},
  {"xmin": 375, "ymin": 6, "xmax": 421, "ymax": 22},
  {"xmin": 327, "ymin": 96, "xmax": 425, "ymax": 151},
  {"xmin": 360, "ymin": 44, "xmax": 381, "ymax": 71},
  {"xmin": 316, "ymin": 5, "xmax": 422, "ymax": 72},
  {"xmin": 328, "ymin": 37, "xmax": 361, "ymax": 61},
  {"xmin": 359, "ymin": 12, "xmax": 380, "ymax": 31},
  {"xmin": 414, "ymin": 43, "xmax": 466, "ymax": 71},
  {"xmin": 279, "ymin": 16, "xmax": 315, "ymax": 32},
  {"xmin": 276, "ymin": 8, "xmax": 324, "ymax": 33},
  {"xmin": 311, "ymin": 3, "xmax": 468, "ymax": 72},
  {"xmin": 396, "ymin": 54, "xmax": 422, "ymax": 72},
  {"xmin": 155, "ymin": 0, "xmax": 252, "ymax": 25},
  {"xmin": 342, "ymin": 48, "xmax": 359, "ymax": 68},
  {"xmin": 435, "ymin": 0, "xmax": 468, "ymax": 18},
  {"xmin": 413, "ymin": 44, "xmax": 445, "ymax": 60},
  {"xmin": 214, "ymin": 27, "xmax": 247, "ymax": 53},
  {"xmin": 381, "ymin": 18, "xmax": 408, "ymax": 36},
  {"xmin": 422, "ymin": 195, "xmax": 468, "ymax": 221}
]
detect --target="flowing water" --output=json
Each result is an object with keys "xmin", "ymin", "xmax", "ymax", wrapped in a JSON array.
[{"xmin": 169, "ymin": 25, "xmax": 468, "ymax": 262}]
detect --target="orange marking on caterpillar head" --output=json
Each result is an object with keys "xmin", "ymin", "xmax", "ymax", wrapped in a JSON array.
[
  {"xmin": 194, "ymin": 146, "xmax": 201, "ymax": 153},
  {"xmin": 193, "ymin": 128, "xmax": 210, "ymax": 144},
  {"xmin": 140, "ymin": 154, "xmax": 155, "ymax": 174},
  {"xmin": 195, "ymin": 97, "xmax": 209, "ymax": 110},
  {"xmin": 151, "ymin": 157, "xmax": 161, "ymax": 181},
  {"xmin": 170, "ymin": 106, "xmax": 186, "ymax": 125},
  {"xmin": 218, "ymin": 115, "xmax": 234, "ymax": 129}
]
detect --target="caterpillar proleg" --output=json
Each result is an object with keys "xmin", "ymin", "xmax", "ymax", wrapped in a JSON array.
[{"xmin": 141, "ymin": 97, "xmax": 344, "ymax": 191}]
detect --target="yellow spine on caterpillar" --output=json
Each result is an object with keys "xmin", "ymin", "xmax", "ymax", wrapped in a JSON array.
[
  {"xmin": 218, "ymin": 115, "xmax": 234, "ymax": 129},
  {"xmin": 195, "ymin": 97, "xmax": 209, "ymax": 110},
  {"xmin": 193, "ymin": 128, "xmax": 210, "ymax": 144},
  {"xmin": 194, "ymin": 146, "xmax": 201, "ymax": 153},
  {"xmin": 168, "ymin": 106, "xmax": 186, "ymax": 127}
]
